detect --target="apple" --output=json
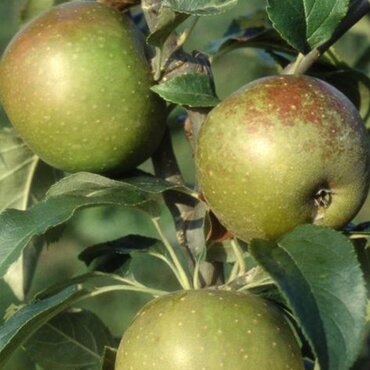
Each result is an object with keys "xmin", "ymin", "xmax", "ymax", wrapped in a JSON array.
[
  {"xmin": 196, "ymin": 75, "xmax": 370, "ymax": 241},
  {"xmin": 115, "ymin": 289, "xmax": 304, "ymax": 370},
  {"xmin": 0, "ymin": 1, "xmax": 165, "ymax": 173}
]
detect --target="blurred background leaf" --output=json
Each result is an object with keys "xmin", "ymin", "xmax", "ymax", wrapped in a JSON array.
[{"xmin": 24, "ymin": 309, "xmax": 115, "ymax": 370}]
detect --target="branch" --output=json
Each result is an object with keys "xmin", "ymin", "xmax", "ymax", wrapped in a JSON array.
[
  {"xmin": 151, "ymin": 128, "xmax": 198, "ymax": 265},
  {"xmin": 144, "ymin": 1, "xmax": 224, "ymax": 287}
]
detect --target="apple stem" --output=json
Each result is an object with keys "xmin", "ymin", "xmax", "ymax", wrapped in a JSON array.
[
  {"xmin": 148, "ymin": 251, "xmax": 186, "ymax": 286},
  {"xmin": 283, "ymin": 0, "xmax": 370, "ymax": 75},
  {"xmin": 152, "ymin": 127, "xmax": 224, "ymax": 287},
  {"xmin": 151, "ymin": 217, "xmax": 193, "ymax": 290},
  {"xmin": 282, "ymin": 50, "xmax": 320, "ymax": 75},
  {"xmin": 226, "ymin": 262, "xmax": 241, "ymax": 284},
  {"xmin": 230, "ymin": 239, "xmax": 246, "ymax": 275},
  {"xmin": 145, "ymin": 0, "xmax": 223, "ymax": 287},
  {"xmin": 151, "ymin": 129, "xmax": 197, "ymax": 259},
  {"xmin": 193, "ymin": 259, "xmax": 202, "ymax": 289}
]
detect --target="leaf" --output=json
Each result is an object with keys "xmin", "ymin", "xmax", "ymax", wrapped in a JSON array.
[
  {"xmin": 47, "ymin": 170, "xmax": 192, "ymax": 197},
  {"xmin": 0, "ymin": 270, "xmax": 162, "ymax": 369},
  {"xmin": 147, "ymin": 7, "xmax": 189, "ymax": 47},
  {"xmin": 207, "ymin": 240, "xmax": 249, "ymax": 264},
  {"xmin": 352, "ymin": 238, "xmax": 370, "ymax": 296},
  {"xmin": 79, "ymin": 235, "xmax": 163, "ymax": 272},
  {"xmin": 0, "ymin": 128, "xmax": 61, "ymax": 212},
  {"xmin": 0, "ymin": 286, "xmax": 87, "ymax": 369},
  {"xmin": 0, "ymin": 172, "xmax": 193, "ymax": 278},
  {"xmin": 152, "ymin": 73, "xmax": 220, "ymax": 107},
  {"xmin": 210, "ymin": 12, "xmax": 294, "ymax": 56},
  {"xmin": 0, "ymin": 128, "xmax": 37, "ymax": 211},
  {"xmin": 100, "ymin": 347, "xmax": 117, "ymax": 370},
  {"xmin": 162, "ymin": 0, "xmax": 238, "ymax": 16},
  {"xmin": 3, "ymin": 238, "xmax": 44, "ymax": 301},
  {"xmin": 0, "ymin": 128, "xmax": 62, "ymax": 300},
  {"xmin": 250, "ymin": 225, "xmax": 367, "ymax": 370},
  {"xmin": 21, "ymin": 0, "xmax": 54, "ymax": 23},
  {"xmin": 184, "ymin": 202, "xmax": 208, "ymax": 260},
  {"xmin": 267, "ymin": 0, "xmax": 350, "ymax": 52},
  {"xmin": 24, "ymin": 309, "xmax": 115, "ymax": 370}
]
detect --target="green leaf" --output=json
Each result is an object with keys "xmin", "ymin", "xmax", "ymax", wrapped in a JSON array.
[
  {"xmin": 162, "ymin": 0, "xmax": 238, "ymax": 15},
  {"xmin": 147, "ymin": 7, "xmax": 189, "ymax": 47},
  {"xmin": 207, "ymin": 240, "xmax": 250, "ymax": 264},
  {"xmin": 185, "ymin": 202, "xmax": 208, "ymax": 259},
  {"xmin": 47, "ymin": 170, "xmax": 192, "ymax": 197},
  {"xmin": 267, "ymin": 0, "xmax": 350, "ymax": 52},
  {"xmin": 352, "ymin": 238, "xmax": 370, "ymax": 296},
  {"xmin": 24, "ymin": 309, "xmax": 115, "ymax": 370},
  {"xmin": 0, "ymin": 128, "xmax": 61, "ymax": 212},
  {"xmin": 210, "ymin": 12, "xmax": 294, "ymax": 56},
  {"xmin": 0, "ymin": 128, "xmax": 37, "ymax": 211},
  {"xmin": 3, "ymin": 238, "xmax": 44, "ymax": 302},
  {"xmin": 250, "ymin": 225, "xmax": 367, "ymax": 370},
  {"xmin": 0, "ymin": 286, "xmax": 86, "ymax": 369},
  {"xmin": 21, "ymin": 0, "xmax": 55, "ymax": 23},
  {"xmin": 100, "ymin": 347, "xmax": 117, "ymax": 370},
  {"xmin": 79, "ymin": 235, "xmax": 164, "ymax": 272},
  {"xmin": 0, "ymin": 128, "xmax": 62, "ymax": 300},
  {"xmin": 0, "ymin": 172, "xmax": 192, "ymax": 278},
  {"xmin": 152, "ymin": 73, "xmax": 220, "ymax": 107}
]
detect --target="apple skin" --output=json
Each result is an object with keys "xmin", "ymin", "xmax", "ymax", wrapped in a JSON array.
[
  {"xmin": 196, "ymin": 75, "xmax": 370, "ymax": 241},
  {"xmin": 0, "ymin": 2, "xmax": 165, "ymax": 173},
  {"xmin": 115, "ymin": 289, "xmax": 304, "ymax": 370}
]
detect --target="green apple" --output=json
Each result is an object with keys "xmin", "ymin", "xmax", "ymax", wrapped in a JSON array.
[
  {"xmin": 0, "ymin": 1, "xmax": 165, "ymax": 173},
  {"xmin": 196, "ymin": 75, "xmax": 370, "ymax": 241},
  {"xmin": 115, "ymin": 289, "xmax": 304, "ymax": 370}
]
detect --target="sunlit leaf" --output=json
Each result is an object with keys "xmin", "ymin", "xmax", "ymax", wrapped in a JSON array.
[
  {"xmin": 250, "ymin": 225, "xmax": 367, "ymax": 370},
  {"xmin": 267, "ymin": 0, "xmax": 350, "ymax": 52}
]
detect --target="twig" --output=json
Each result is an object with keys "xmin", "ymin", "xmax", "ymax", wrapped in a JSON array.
[
  {"xmin": 148, "ymin": 251, "xmax": 185, "ymax": 288},
  {"xmin": 230, "ymin": 239, "xmax": 246, "ymax": 275},
  {"xmin": 151, "ymin": 217, "xmax": 192, "ymax": 290},
  {"xmin": 151, "ymin": 128, "xmax": 199, "ymax": 268},
  {"xmin": 146, "ymin": 2, "xmax": 223, "ymax": 287}
]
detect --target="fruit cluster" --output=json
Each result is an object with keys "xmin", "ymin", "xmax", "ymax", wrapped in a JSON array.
[{"xmin": 1, "ymin": 2, "xmax": 369, "ymax": 370}]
